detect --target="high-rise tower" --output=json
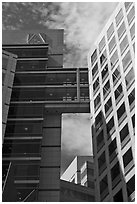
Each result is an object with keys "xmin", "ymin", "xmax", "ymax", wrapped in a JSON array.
[{"xmin": 88, "ymin": 2, "xmax": 135, "ymax": 202}]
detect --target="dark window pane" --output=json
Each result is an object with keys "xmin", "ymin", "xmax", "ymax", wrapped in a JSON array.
[
  {"xmin": 125, "ymin": 68, "xmax": 134, "ymax": 87},
  {"xmin": 123, "ymin": 147, "xmax": 133, "ymax": 168},
  {"xmin": 112, "ymin": 66, "xmax": 121, "ymax": 84},
  {"xmin": 105, "ymin": 97, "xmax": 112, "ymax": 114},
  {"xmin": 126, "ymin": 175, "xmax": 135, "ymax": 199},
  {"xmin": 127, "ymin": 6, "xmax": 135, "ymax": 25},
  {"xmin": 111, "ymin": 162, "xmax": 120, "ymax": 181},
  {"xmin": 128, "ymin": 89, "xmax": 135, "ymax": 106},
  {"xmin": 116, "ymin": 9, "xmax": 123, "ymax": 26},
  {"xmin": 99, "ymin": 36, "xmax": 106, "ymax": 53},
  {"xmin": 109, "ymin": 36, "xmax": 116, "ymax": 53},
  {"xmin": 107, "ymin": 23, "xmax": 114, "ymax": 40},
  {"xmin": 91, "ymin": 49, "xmax": 97, "ymax": 65},
  {"xmin": 117, "ymin": 21, "xmax": 126, "ymax": 39},
  {"xmin": 122, "ymin": 51, "xmax": 132, "ymax": 72},
  {"xmin": 120, "ymin": 123, "xmax": 129, "ymax": 142},
  {"xmin": 92, "ymin": 63, "xmax": 98, "ymax": 78},
  {"xmin": 109, "ymin": 138, "xmax": 117, "ymax": 156},
  {"xmin": 114, "ymin": 84, "xmax": 123, "ymax": 101},
  {"xmin": 113, "ymin": 189, "xmax": 123, "ymax": 202},
  {"xmin": 110, "ymin": 50, "xmax": 118, "ymax": 69},
  {"xmin": 100, "ymin": 50, "xmax": 107, "ymax": 66},
  {"xmin": 117, "ymin": 102, "xmax": 126, "ymax": 120},
  {"xmin": 101, "ymin": 64, "xmax": 108, "ymax": 81}
]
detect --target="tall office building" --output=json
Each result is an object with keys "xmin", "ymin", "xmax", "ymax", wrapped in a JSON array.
[
  {"xmin": 2, "ymin": 29, "xmax": 90, "ymax": 202},
  {"xmin": 88, "ymin": 2, "xmax": 135, "ymax": 202}
]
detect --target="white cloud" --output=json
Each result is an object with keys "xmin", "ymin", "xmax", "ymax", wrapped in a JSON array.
[{"xmin": 40, "ymin": 2, "xmax": 118, "ymax": 67}]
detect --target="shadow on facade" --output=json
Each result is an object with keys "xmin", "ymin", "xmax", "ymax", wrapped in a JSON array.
[{"xmin": 91, "ymin": 110, "xmax": 135, "ymax": 201}]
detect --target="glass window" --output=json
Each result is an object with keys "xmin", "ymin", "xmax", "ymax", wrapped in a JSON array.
[
  {"xmin": 103, "ymin": 80, "xmax": 110, "ymax": 98},
  {"xmin": 95, "ymin": 111, "xmax": 103, "ymax": 131},
  {"xmin": 113, "ymin": 189, "xmax": 123, "ymax": 202},
  {"xmin": 122, "ymin": 51, "xmax": 132, "ymax": 72},
  {"xmin": 107, "ymin": 116, "xmax": 115, "ymax": 137},
  {"xmin": 98, "ymin": 151, "xmax": 106, "ymax": 174},
  {"xmin": 92, "ymin": 63, "xmax": 98, "ymax": 79},
  {"xmin": 117, "ymin": 21, "xmax": 126, "ymax": 39},
  {"xmin": 127, "ymin": 6, "xmax": 135, "ymax": 25},
  {"xmin": 2, "ymin": 56, "xmax": 8, "ymax": 70},
  {"xmin": 101, "ymin": 64, "xmax": 108, "ymax": 81},
  {"xmin": 126, "ymin": 175, "xmax": 135, "ymax": 200},
  {"xmin": 117, "ymin": 102, "xmax": 126, "ymax": 121},
  {"xmin": 123, "ymin": 147, "xmax": 133, "ymax": 168},
  {"xmin": 130, "ymin": 23, "xmax": 135, "ymax": 40},
  {"xmin": 120, "ymin": 123, "xmax": 129, "ymax": 143},
  {"xmin": 114, "ymin": 84, "xmax": 123, "ymax": 101},
  {"xmin": 109, "ymin": 36, "xmax": 116, "ymax": 53},
  {"xmin": 107, "ymin": 23, "xmax": 114, "ymax": 40},
  {"xmin": 132, "ymin": 114, "xmax": 135, "ymax": 129},
  {"xmin": 112, "ymin": 66, "xmax": 121, "ymax": 84},
  {"xmin": 109, "ymin": 138, "xmax": 117, "ymax": 156},
  {"xmin": 111, "ymin": 162, "xmax": 120, "ymax": 181},
  {"xmin": 124, "ymin": 2, "xmax": 132, "ymax": 11},
  {"xmin": 94, "ymin": 93, "xmax": 101, "ymax": 110},
  {"xmin": 91, "ymin": 49, "xmax": 97, "ymax": 65},
  {"xmin": 100, "ymin": 176, "xmax": 109, "ymax": 200},
  {"xmin": 105, "ymin": 97, "xmax": 112, "ymax": 114},
  {"xmin": 120, "ymin": 35, "xmax": 129, "ymax": 54},
  {"xmin": 116, "ymin": 9, "xmax": 123, "ymax": 26},
  {"xmin": 99, "ymin": 36, "xmax": 106, "ymax": 53},
  {"xmin": 93, "ymin": 77, "xmax": 99, "ymax": 93},
  {"xmin": 133, "ymin": 43, "xmax": 135, "ymax": 53},
  {"xmin": 100, "ymin": 50, "xmax": 107, "ymax": 67},
  {"xmin": 128, "ymin": 88, "xmax": 135, "ymax": 106},
  {"xmin": 97, "ymin": 130, "xmax": 104, "ymax": 151},
  {"xmin": 110, "ymin": 50, "xmax": 118, "ymax": 69},
  {"xmin": 125, "ymin": 67, "xmax": 134, "ymax": 88}
]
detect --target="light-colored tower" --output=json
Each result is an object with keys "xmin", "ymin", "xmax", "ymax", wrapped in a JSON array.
[{"xmin": 88, "ymin": 2, "xmax": 135, "ymax": 202}]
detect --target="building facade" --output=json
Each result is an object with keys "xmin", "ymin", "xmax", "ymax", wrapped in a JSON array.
[
  {"xmin": 2, "ymin": 30, "xmax": 90, "ymax": 202},
  {"xmin": 88, "ymin": 2, "xmax": 135, "ymax": 202}
]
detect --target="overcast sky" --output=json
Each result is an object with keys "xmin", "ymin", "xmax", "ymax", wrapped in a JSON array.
[{"xmin": 2, "ymin": 2, "xmax": 118, "ymax": 174}]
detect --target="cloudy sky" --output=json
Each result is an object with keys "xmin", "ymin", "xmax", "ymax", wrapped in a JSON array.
[{"xmin": 2, "ymin": 1, "xmax": 118, "ymax": 174}]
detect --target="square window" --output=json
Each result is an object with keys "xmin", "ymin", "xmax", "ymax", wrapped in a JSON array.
[
  {"xmin": 92, "ymin": 63, "xmax": 98, "ymax": 79},
  {"xmin": 117, "ymin": 102, "xmax": 126, "ymax": 121},
  {"xmin": 127, "ymin": 6, "xmax": 135, "ymax": 25},
  {"xmin": 109, "ymin": 36, "xmax": 116, "ymax": 53},
  {"xmin": 101, "ymin": 64, "xmax": 108, "ymax": 82},
  {"xmin": 103, "ymin": 80, "xmax": 110, "ymax": 98},
  {"xmin": 100, "ymin": 50, "xmax": 107, "ymax": 66},
  {"xmin": 93, "ymin": 77, "xmax": 99, "ymax": 93},
  {"xmin": 111, "ymin": 162, "xmax": 120, "ymax": 181},
  {"xmin": 107, "ymin": 23, "xmax": 114, "ymax": 40},
  {"xmin": 91, "ymin": 49, "xmax": 97, "ymax": 65},
  {"xmin": 113, "ymin": 189, "xmax": 123, "ymax": 202},
  {"xmin": 114, "ymin": 84, "xmax": 123, "ymax": 101},
  {"xmin": 130, "ymin": 23, "xmax": 135, "ymax": 40},
  {"xmin": 97, "ymin": 130, "xmax": 104, "ymax": 151},
  {"xmin": 110, "ymin": 50, "xmax": 118, "ymax": 69},
  {"xmin": 116, "ymin": 9, "xmax": 123, "ymax": 26},
  {"xmin": 122, "ymin": 50, "xmax": 132, "ymax": 72},
  {"xmin": 109, "ymin": 138, "xmax": 117, "ymax": 157},
  {"xmin": 100, "ymin": 175, "xmax": 109, "ymax": 200},
  {"xmin": 128, "ymin": 88, "xmax": 135, "ymax": 106},
  {"xmin": 112, "ymin": 66, "xmax": 121, "ymax": 85},
  {"xmin": 94, "ymin": 93, "xmax": 101, "ymax": 110},
  {"xmin": 117, "ymin": 21, "xmax": 126, "ymax": 39},
  {"xmin": 123, "ymin": 147, "xmax": 133, "ymax": 168},
  {"xmin": 120, "ymin": 123, "xmax": 129, "ymax": 143},
  {"xmin": 132, "ymin": 114, "xmax": 135, "ymax": 129},
  {"xmin": 98, "ymin": 151, "xmax": 106, "ymax": 174},
  {"xmin": 107, "ymin": 116, "xmax": 115, "ymax": 136},
  {"xmin": 105, "ymin": 97, "xmax": 112, "ymax": 115},
  {"xmin": 95, "ymin": 111, "xmax": 103, "ymax": 131},
  {"xmin": 124, "ymin": 2, "xmax": 132, "ymax": 11},
  {"xmin": 126, "ymin": 175, "xmax": 135, "ymax": 200},
  {"xmin": 99, "ymin": 36, "xmax": 106, "ymax": 53},
  {"xmin": 125, "ymin": 67, "xmax": 134, "ymax": 88},
  {"xmin": 120, "ymin": 35, "xmax": 129, "ymax": 55}
]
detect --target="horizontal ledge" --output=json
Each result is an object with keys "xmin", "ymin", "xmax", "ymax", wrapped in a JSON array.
[
  {"xmin": 17, "ymin": 58, "xmax": 48, "ymax": 61},
  {"xmin": 7, "ymin": 118, "xmax": 44, "ymax": 121},
  {"xmin": 3, "ymin": 157, "xmax": 41, "ymax": 161}
]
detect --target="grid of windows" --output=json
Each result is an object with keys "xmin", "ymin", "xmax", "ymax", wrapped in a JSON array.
[{"xmin": 90, "ymin": 3, "xmax": 135, "ymax": 201}]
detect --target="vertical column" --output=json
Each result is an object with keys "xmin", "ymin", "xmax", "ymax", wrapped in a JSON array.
[
  {"xmin": 77, "ymin": 68, "xmax": 80, "ymax": 102},
  {"xmin": 38, "ymin": 113, "xmax": 61, "ymax": 202}
]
